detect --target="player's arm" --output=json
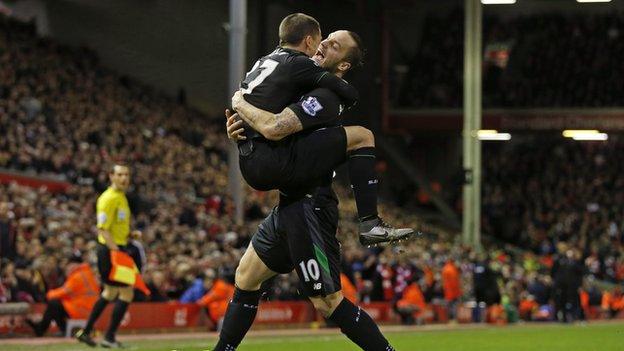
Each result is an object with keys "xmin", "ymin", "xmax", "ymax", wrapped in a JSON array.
[
  {"xmin": 291, "ymin": 56, "xmax": 359, "ymax": 108},
  {"xmin": 232, "ymin": 89, "xmax": 341, "ymax": 141},
  {"xmin": 232, "ymin": 91, "xmax": 302, "ymax": 141},
  {"xmin": 98, "ymin": 229, "xmax": 119, "ymax": 251},
  {"xmin": 96, "ymin": 199, "xmax": 119, "ymax": 251}
]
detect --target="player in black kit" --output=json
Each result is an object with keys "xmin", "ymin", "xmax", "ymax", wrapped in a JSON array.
[
  {"xmin": 211, "ymin": 17, "xmax": 398, "ymax": 351},
  {"xmin": 235, "ymin": 14, "xmax": 413, "ymax": 247}
]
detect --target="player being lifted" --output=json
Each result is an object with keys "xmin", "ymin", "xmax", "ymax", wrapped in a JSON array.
[
  {"xmin": 233, "ymin": 13, "xmax": 414, "ymax": 247},
  {"xmin": 214, "ymin": 27, "xmax": 398, "ymax": 351}
]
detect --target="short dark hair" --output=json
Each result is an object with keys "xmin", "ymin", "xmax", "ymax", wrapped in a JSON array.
[
  {"xmin": 279, "ymin": 13, "xmax": 321, "ymax": 46},
  {"xmin": 344, "ymin": 31, "xmax": 365, "ymax": 69}
]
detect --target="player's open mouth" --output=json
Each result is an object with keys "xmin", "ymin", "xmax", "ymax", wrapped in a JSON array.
[{"xmin": 315, "ymin": 49, "xmax": 325, "ymax": 59}]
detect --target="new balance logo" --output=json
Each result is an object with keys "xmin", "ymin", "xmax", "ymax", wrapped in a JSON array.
[
  {"xmin": 313, "ymin": 283, "xmax": 322, "ymax": 290},
  {"xmin": 368, "ymin": 179, "xmax": 378, "ymax": 185}
]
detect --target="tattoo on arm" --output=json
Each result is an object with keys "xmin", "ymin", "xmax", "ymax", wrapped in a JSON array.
[
  {"xmin": 234, "ymin": 100, "xmax": 272, "ymax": 132},
  {"xmin": 235, "ymin": 100, "xmax": 302, "ymax": 140},
  {"xmin": 271, "ymin": 108, "xmax": 303, "ymax": 140}
]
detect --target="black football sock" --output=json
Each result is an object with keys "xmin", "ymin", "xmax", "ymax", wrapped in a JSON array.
[
  {"xmin": 348, "ymin": 147, "xmax": 379, "ymax": 221},
  {"xmin": 213, "ymin": 288, "xmax": 262, "ymax": 351},
  {"xmin": 83, "ymin": 297, "xmax": 109, "ymax": 334},
  {"xmin": 105, "ymin": 300, "xmax": 129, "ymax": 341},
  {"xmin": 328, "ymin": 298, "xmax": 395, "ymax": 351}
]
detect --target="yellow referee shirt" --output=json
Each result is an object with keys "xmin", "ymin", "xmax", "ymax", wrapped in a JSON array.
[{"xmin": 96, "ymin": 187, "xmax": 131, "ymax": 246}]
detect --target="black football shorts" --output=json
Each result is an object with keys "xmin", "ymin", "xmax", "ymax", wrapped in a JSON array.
[
  {"xmin": 239, "ymin": 126, "xmax": 347, "ymax": 193},
  {"xmin": 251, "ymin": 195, "xmax": 342, "ymax": 297}
]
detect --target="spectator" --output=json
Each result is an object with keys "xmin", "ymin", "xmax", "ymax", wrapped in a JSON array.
[
  {"xmin": 441, "ymin": 257, "xmax": 462, "ymax": 321},
  {"xmin": 0, "ymin": 201, "xmax": 16, "ymax": 260},
  {"xmin": 26, "ymin": 254, "xmax": 99, "ymax": 336},
  {"xmin": 473, "ymin": 256, "xmax": 500, "ymax": 306},
  {"xmin": 552, "ymin": 249, "xmax": 585, "ymax": 323},
  {"xmin": 340, "ymin": 273, "xmax": 358, "ymax": 304},
  {"xmin": 394, "ymin": 277, "xmax": 427, "ymax": 325},
  {"xmin": 601, "ymin": 287, "xmax": 624, "ymax": 319},
  {"xmin": 197, "ymin": 269, "xmax": 235, "ymax": 330},
  {"xmin": 179, "ymin": 271, "xmax": 209, "ymax": 303}
]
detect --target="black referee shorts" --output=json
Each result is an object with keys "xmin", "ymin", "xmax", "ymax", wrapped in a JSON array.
[
  {"xmin": 239, "ymin": 126, "xmax": 347, "ymax": 192},
  {"xmin": 96, "ymin": 242, "xmax": 142, "ymax": 287},
  {"xmin": 251, "ymin": 196, "xmax": 342, "ymax": 298}
]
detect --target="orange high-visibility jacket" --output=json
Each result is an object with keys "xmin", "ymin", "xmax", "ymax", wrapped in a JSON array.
[
  {"xmin": 198, "ymin": 279, "xmax": 235, "ymax": 322},
  {"xmin": 46, "ymin": 263, "xmax": 99, "ymax": 319},
  {"xmin": 442, "ymin": 261, "xmax": 462, "ymax": 301},
  {"xmin": 397, "ymin": 283, "xmax": 427, "ymax": 314},
  {"xmin": 423, "ymin": 266, "xmax": 435, "ymax": 289},
  {"xmin": 519, "ymin": 299, "xmax": 538, "ymax": 317},
  {"xmin": 602, "ymin": 292, "xmax": 612, "ymax": 310},
  {"xmin": 580, "ymin": 290, "xmax": 589, "ymax": 311},
  {"xmin": 603, "ymin": 291, "xmax": 624, "ymax": 311},
  {"xmin": 340, "ymin": 273, "xmax": 358, "ymax": 304}
]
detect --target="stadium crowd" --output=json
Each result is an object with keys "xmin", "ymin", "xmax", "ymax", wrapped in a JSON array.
[
  {"xmin": 483, "ymin": 136, "xmax": 624, "ymax": 284},
  {"xmin": 396, "ymin": 11, "xmax": 624, "ymax": 108},
  {"xmin": 0, "ymin": 14, "xmax": 623, "ymax": 331}
]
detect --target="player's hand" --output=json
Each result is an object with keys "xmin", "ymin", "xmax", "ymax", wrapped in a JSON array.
[
  {"xmin": 131, "ymin": 230, "xmax": 142, "ymax": 240},
  {"xmin": 225, "ymin": 109, "xmax": 246, "ymax": 141},
  {"xmin": 231, "ymin": 90, "xmax": 244, "ymax": 110}
]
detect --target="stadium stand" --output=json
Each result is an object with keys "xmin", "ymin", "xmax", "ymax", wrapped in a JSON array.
[
  {"xmin": 1, "ymin": 11, "xmax": 623, "ymax": 335},
  {"xmin": 483, "ymin": 136, "xmax": 624, "ymax": 284},
  {"xmin": 396, "ymin": 11, "xmax": 624, "ymax": 108}
]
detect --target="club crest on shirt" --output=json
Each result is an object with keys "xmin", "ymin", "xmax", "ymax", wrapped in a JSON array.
[
  {"xmin": 302, "ymin": 96, "xmax": 323, "ymax": 117},
  {"xmin": 117, "ymin": 210, "xmax": 127, "ymax": 220}
]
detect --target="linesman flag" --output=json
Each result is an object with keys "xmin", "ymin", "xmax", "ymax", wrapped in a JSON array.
[{"xmin": 108, "ymin": 250, "xmax": 151, "ymax": 295}]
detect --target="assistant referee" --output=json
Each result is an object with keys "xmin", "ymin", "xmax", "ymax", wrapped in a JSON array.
[{"xmin": 76, "ymin": 164, "xmax": 141, "ymax": 348}]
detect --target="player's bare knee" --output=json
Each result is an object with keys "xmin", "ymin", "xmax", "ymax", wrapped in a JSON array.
[
  {"xmin": 235, "ymin": 244, "xmax": 274, "ymax": 291},
  {"xmin": 309, "ymin": 297, "xmax": 332, "ymax": 317},
  {"xmin": 345, "ymin": 126, "xmax": 375, "ymax": 151},
  {"xmin": 360, "ymin": 128, "xmax": 375, "ymax": 147},
  {"xmin": 235, "ymin": 263, "xmax": 257, "ymax": 290},
  {"xmin": 325, "ymin": 291, "xmax": 344, "ymax": 314},
  {"xmin": 310, "ymin": 292, "xmax": 344, "ymax": 317},
  {"xmin": 235, "ymin": 254, "xmax": 258, "ymax": 290}
]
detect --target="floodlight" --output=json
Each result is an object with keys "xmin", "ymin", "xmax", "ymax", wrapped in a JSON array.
[
  {"xmin": 477, "ymin": 130, "xmax": 512, "ymax": 141},
  {"xmin": 481, "ymin": 0, "xmax": 517, "ymax": 4}
]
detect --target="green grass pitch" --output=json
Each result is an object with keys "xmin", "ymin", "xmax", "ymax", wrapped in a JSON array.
[{"xmin": 0, "ymin": 322, "xmax": 622, "ymax": 351}]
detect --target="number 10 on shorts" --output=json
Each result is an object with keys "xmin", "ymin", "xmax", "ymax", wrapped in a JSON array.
[{"xmin": 299, "ymin": 259, "xmax": 320, "ymax": 282}]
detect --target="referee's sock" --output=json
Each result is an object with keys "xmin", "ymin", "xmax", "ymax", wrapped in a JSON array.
[
  {"xmin": 83, "ymin": 297, "xmax": 109, "ymax": 334},
  {"xmin": 105, "ymin": 300, "xmax": 129, "ymax": 341},
  {"xmin": 348, "ymin": 147, "xmax": 379, "ymax": 221},
  {"xmin": 213, "ymin": 287, "xmax": 262, "ymax": 351},
  {"xmin": 328, "ymin": 298, "xmax": 395, "ymax": 351}
]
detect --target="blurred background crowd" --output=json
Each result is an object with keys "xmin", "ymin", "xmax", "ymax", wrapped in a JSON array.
[
  {"xmin": 394, "ymin": 11, "xmax": 624, "ymax": 108},
  {"xmin": 1, "ymin": 6, "xmax": 623, "ymax": 327}
]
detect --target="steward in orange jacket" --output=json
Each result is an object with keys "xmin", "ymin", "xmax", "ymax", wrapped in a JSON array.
[
  {"xmin": 198, "ymin": 274, "xmax": 235, "ymax": 325},
  {"xmin": 602, "ymin": 287, "xmax": 624, "ymax": 318},
  {"xmin": 395, "ymin": 280, "xmax": 427, "ymax": 325},
  {"xmin": 27, "ymin": 257, "xmax": 99, "ymax": 336},
  {"xmin": 442, "ymin": 260, "xmax": 462, "ymax": 301},
  {"xmin": 340, "ymin": 273, "xmax": 358, "ymax": 304},
  {"xmin": 442, "ymin": 259, "xmax": 462, "ymax": 320}
]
